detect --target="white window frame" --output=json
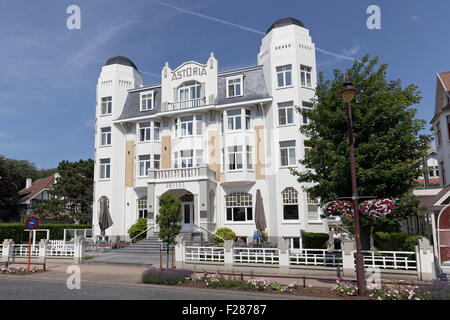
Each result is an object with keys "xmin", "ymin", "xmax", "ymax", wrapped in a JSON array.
[
  {"xmin": 178, "ymin": 81, "xmax": 201, "ymax": 102},
  {"xmin": 180, "ymin": 116, "xmax": 194, "ymax": 137},
  {"xmin": 246, "ymin": 146, "xmax": 253, "ymax": 170},
  {"xmin": 276, "ymin": 65, "xmax": 292, "ymax": 88},
  {"xmin": 153, "ymin": 154, "xmax": 161, "ymax": 170},
  {"xmin": 195, "ymin": 114, "xmax": 203, "ymax": 136},
  {"xmin": 138, "ymin": 121, "xmax": 151, "ymax": 142},
  {"xmin": 227, "ymin": 109, "xmax": 242, "ymax": 132},
  {"xmin": 282, "ymin": 187, "xmax": 299, "ymax": 221},
  {"xmin": 301, "ymin": 101, "xmax": 313, "ymax": 125},
  {"xmin": 278, "ymin": 101, "xmax": 294, "ymax": 126},
  {"xmin": 228, "ymin": 145, "xmax": 243, "ymax": 171},
  {"xmin": 300, "ymin": 65, "xmax": 312, "ymax": 88},
  {"xmin": 180, "ymin": 149, "xmax": 194, "ymax": 168},
  {"xmin": 100, "ymin": 97, "xmax": 112, "ymax": 115},
  {"xmin": 225, "ymin": 192, "xmax": 253, "ymax": 222},
  {"xmin": 154, "ymin": 122, "xmax": 161, "ymax": 141},
  {"xmin": 245, "ymin": 109, "xmax": 251, "ymax": 130},
  {"xmin": 137, "ymin": 197, "xmax": 148, "ymax": 219},
  {"xmin": 280, "ymin": 141, "xmax": 296, "ymax": 167},
  {"xmin": 226, "ymin": 75, "xmax": 243, "ymax": 98},
  {"xmin": 138, "ymin": 154, "xmax": 151, "ymax": 177},
  {"xmin": 100, "ymin": 127, "xmax": 111, "ymax": 146},
  {"xmin": 195, "ymin": 150, "xmax": 203, "ymax": 167},
  {"xmin": 140, "ymin": 90, "xmax": 154, "ymax": 111},
  {"xmin": 99, "ymin": 158, "xmax": 111, "ymax": 180}
]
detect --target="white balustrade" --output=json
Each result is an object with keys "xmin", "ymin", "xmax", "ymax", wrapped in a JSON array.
[
  {"xmin": 233, "ymin": 248, "xmax": 279, "ymax": 264},
  {"xmin": 12, "ymin": 244, "xmax": 39, "ymax": 257},
  {"xmin": 185, "ymin": 246, "xmax": 224, "ymax": 262},
  {"xmin": 46, "ymin": 244, "xmax": 75, "ymax": 257},
  {"xmin": 358, "ymin": 250, "xmax": 417, "ymax": 270},
  {"xmin": 289, "ymin": 249, "xmax": 343, "ymax": 267}
]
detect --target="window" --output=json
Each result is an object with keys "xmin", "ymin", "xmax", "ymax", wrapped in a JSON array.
[
  {"xmin": 221, "ymin": 148, "xmax": 225, "ymax": 172},
  {"xmin": 228, "ymin": 146, "xmax": 243, "ymax": 171},
  {"xmin": 301, "ymin": 101, "xmax": 313, "ymax": 124},
  {"xmin": 307, "ymin": 193, "xmax": 320, "ymax": 220},
  {"xmin": 101, "ymin": 97, "xmax": 112, "ymax": 115},
  {"xmin": 154, "ymin": 122, "xmax": 160, "ymax": 141},
  {"xmin": 225, "ymin": 192, "xmax": 253, "ymax": 222},
  {"xmin": 180, "ymin": 116, "xmax": 193, "ymax": 137},
  {"xmin": 138, "ymin": 155, "xmax": 151, "ymax": 177},
  {"xmin": 137, "ymin": 197, "xmax": 148, "ymax": 219},
  {"xmin": 140, "ymin": 92, "xmax": 154, "ymax": 111},
  {"xmin": 447, "ymin": 116, "xmax": 450, "ymax": 140},
  {"xmin": 174, "ymin": 118, "xmax": 178, "ymax": 137},
  {"xmin": 100, "ymin": 158, "xmax": 110, "ymax": 179},
  {"xmin": 280, "ymin": 141, "xmax": 296, "ymax": 167},
  {"xmin": 283, "ymin": 237, "xmax": 301, "ymax": 249},
  {"xmin": 227, "ymin": 76, "xmax": 243, "ymax": 98},
  {"xmin": 441, "ymin": 161, "xmax": 446, "ymax": 185},
  {"xmin": 227, "ymin": 109, "xmax": 242, "ymax": 131},
  {"xmin": 196, "ymin": 115, "xmax": 203, "ymax": 135},
  {"xmin": 278, "ymin": 102, "xmax": 294, "ymax": 125},
  {"xmin": 195, "ymin": 150, "xmax": 203, "ymax": 167},
  {"xmin": 245, "ymin": 109, "xmax": 251, "ymax": 130},
  {"xmin": 282, "ymin": 188, "xmax": 299, "ymax": 220},
  {"xmin": 174, "ymin": 152, "xmax": 179, "ymax": 168},
  {"xmin": 139, "ymin": 122, "xmax": 151, "ymax": 142},
  {"xmin": 179, "ymin": 81, "xmax": 202, "ymax": 107},
  {"xmin": 300, "ymin": 65, "xmax": 312, "ymax": 88},
  {"xmin": 246, "ymin": 146, "xmax": 253, "ymax": 170},
  {"xmin": 437, "ymin": 122, "xmax": 442, "ymax": 146},
  {"xmin": 304, "ymin": 140, "xmax": 312, "ymax": 158},
  {"xmin": 180, "ymin": 150, "xmax": 193, "ymax": 168},
  {"xmin": 100, "ymin": 127, "xmax": 111, "ymax": 146},
  {"xmin": 154, "ymin": 154, "xmax": 161, "ymax": 170},
  {"xmin": 276, "ymin": 65, "xmax": 292, "ymax": 87}
]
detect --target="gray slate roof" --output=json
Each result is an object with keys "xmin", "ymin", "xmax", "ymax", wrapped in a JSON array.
[{"xmin": 116, "ymin": 65, "xmax": 271, "ymax": 121}]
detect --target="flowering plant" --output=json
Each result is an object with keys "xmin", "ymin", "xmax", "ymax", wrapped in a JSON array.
[
  {"xmin": 322, "ymin": 200, "xmax": 353, "ymax": 217},
  {"xmin": 0, "ymin": 266, "xmax": 37, "ymax": 274},
  {"xmin": 331, "ymin": 280, "xmax": 358, "ymax": 296},
  {"xmin": 359, "ymin": 198, "xmax": 394, "ymax": 220},
  {"xmin": 369, "ymin": 282, "xmax": 431, "ymax": 300}
]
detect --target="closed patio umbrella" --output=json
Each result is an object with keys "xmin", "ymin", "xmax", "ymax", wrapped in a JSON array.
[
  {"xmin": 255, "ymin": 189, "xmax": 267, "ymax": 243},
  {"xmin": 99, "ymin": 196, "xmax": 113, "ymax": 237}
]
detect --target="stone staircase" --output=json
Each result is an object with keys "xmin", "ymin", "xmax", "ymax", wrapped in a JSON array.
[{"xmin": 118, "ymin": 235, "xmax": 173, "ymax": 254}]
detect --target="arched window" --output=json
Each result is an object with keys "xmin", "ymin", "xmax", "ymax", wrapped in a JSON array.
[
  {"xmin": 137, "ymin": 197, "xmax": 147, "ymax": 219},
  {"xmin": 178, "ymin": 81, "xmax": 201, "ymax": 102},
  {"xmin": 282, "ymin": 188, "xmax": 299, "ymax": 220},
  {"xmin": 225, "ymin": 192, "xmax": 253, "ymax": 222}
]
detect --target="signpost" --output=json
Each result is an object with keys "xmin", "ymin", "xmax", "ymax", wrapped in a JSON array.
[{"xmin": 24, "ymin": 216, "xmax": 39, "ymax": 272}]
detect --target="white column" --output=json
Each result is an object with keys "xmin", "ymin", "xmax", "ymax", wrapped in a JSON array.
[
  {"xmin": 417, "ymin": 237, "xmax": 436, "ymax": 281},
  {"xmin": 73, "ymin": 236, "xmax": 85, "ymax": 264},
  {"xmin": 175, "ymin": 235, "xmax": 185, "ymax": 269},
  {"xmin": 342, "ymin": 240, "xmax": 356, "ymax": 277},
  {"xmin": 224, "ymin": 240, "xmax": 234, "ymax": 271},
  {"xmin": 38, "ymin": 239, "xmax": 48, "ymax": 262},
  {"xmin": 278, "ymin": 239, "xmax": 290, "ymax": 274},
  {"xmin": 2, "ymin": 239, "xmax": 11, "ymax": 260}
]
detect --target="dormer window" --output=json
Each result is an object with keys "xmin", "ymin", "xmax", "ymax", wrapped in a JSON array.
[
  {"xmin": 140, "ymin": 91, "xmax": 154, "ymax": 111},
  {"xmin": 226, "ymin": 76, "xmax": 243, "ymax": 98}
]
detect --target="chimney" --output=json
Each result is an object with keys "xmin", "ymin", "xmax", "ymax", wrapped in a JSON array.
[{"xmin": 26, "ymin": 178, "xmax": 32, "ymax": 189}]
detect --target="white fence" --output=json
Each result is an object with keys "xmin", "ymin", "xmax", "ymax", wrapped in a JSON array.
[
  {"xmin": 13, "ymin": 244, "xmax": 40, "ymax": 257},
  {"xmin": 290, "ymin": 249, "xmax": 343, "ymax": 267},
  {"xmin": 1, "ymin": 239, "xmax": 85, "ymax": 261},
  {"xmin": 46, "ymin": 244, "xmax": 75, "ymax": 257},
  {"xmin": 233, "ymin": 248, "xmax": 279, "ymax": 264},
  {"xmin": 185, "ymin": 246, "xmax": 224, "ymax": 262},
  {"xmin": 359, "ymin": 250, "xmax": 417, "ymax": 270}
]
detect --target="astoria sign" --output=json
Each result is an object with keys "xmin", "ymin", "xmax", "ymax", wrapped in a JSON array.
[{"xmin": 172, "ymin": 65, "xmax": 207, "ymax": 81}]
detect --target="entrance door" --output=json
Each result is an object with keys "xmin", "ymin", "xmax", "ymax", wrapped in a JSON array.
[{"xmin": 181, "ymin": 202, "xmax": 194, "ymax": 231}]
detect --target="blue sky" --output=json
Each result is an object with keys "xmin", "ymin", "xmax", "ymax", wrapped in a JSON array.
[{"xmin": 0, "ymin": 0, "xmax": 445, "ymax": 168}]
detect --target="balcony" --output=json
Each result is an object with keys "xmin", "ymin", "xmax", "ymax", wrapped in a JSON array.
[
  {"xmin": 162, "ymin": 98, "xmax": 207, "ymax": 112},
  {"xmin": 148, "ymin": 165, "xmax": 216, "ymax": 183}
]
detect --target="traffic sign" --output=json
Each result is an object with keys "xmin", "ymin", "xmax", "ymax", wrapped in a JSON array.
[{"xmin": 25, "ymin": 216, "xmax": 39, "ymax": 230}]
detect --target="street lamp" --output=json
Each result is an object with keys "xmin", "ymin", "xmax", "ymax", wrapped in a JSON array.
[{"xmin": 339, "ymin": 72, "xmax": 367, "ymax": 296}]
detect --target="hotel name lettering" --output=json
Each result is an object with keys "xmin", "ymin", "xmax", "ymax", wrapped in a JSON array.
[{"xmin": 172, "ymin": 66, "xmax": 207, "ymax": 81}]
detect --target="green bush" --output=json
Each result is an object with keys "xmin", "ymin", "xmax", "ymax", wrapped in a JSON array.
[
  {"xmin": 0, "ymin": 223, "xmax": 91, "ymax": 243},
  {"xmin": 374, "ymin": 232, "xmax": 421, "ymax": 251},
  {"xmin": 302, "ymin": 232, "xmax": 329, "ymax": 249},
  {"xmin": 128, "ymin": 218, "xmax": 148, "ymax": 243},
  {"xmin": 142, "ymin": 268, "xmax": 192, "ymax": 285},
  {"xmin": 213, "ymin": 227, "xmax": 237, "ymax": 246}
]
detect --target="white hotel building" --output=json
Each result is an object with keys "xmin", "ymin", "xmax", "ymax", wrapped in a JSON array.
[{"xmin": 93, "ymin": 17, "xmax": 328, "ymax": 246}]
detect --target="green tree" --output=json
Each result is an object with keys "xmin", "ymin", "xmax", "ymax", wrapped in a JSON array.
[
  {"xmin": 292, "ymin": 55, "xmax": 432, "ymax": 248},
  {"xmin": 34, "ymin": 159, "xmax": 94, "ymax": 224},
  {"xmin": 156, "ymin": 192, "xmax": 182, "ymax": 269}
]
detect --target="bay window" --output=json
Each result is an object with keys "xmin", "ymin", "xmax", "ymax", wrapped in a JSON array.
[
  {"xmin": 138, "ymin": 155, "xmax": 151, "ymax": 177},
  {"xmin": 180, "ymin": 150, "xmax": 193, "ymax": 168},
  {"xmin": 228, "ymin": 146, "xmax": 243, "ymax": 171},
  {"xmin": 154, "ymin": 154, "xmax": 160, "ymax": 170},
  {"xmin": 154, "ymin": 122, "xmax": 160, "ymax": 141},
  {"xmin": 227, "ymin": 109, "xmax": 242, "ymax": 131},
  {"xmin": 139, "ymin": 122, "xmax": 151, "ymax": 142},
  {"xmin": 180, "ymin": 116, "xmax": 193, "ymax": 137}
]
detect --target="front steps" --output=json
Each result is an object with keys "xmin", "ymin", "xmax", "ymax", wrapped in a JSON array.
[{"xmin": 118, "ymin": 236, "xmax": 173, "ymax": 254}]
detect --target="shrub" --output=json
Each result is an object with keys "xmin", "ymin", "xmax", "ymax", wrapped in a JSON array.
[
  {"xmin": 369, "ymin": 282, "xmax": 431, "ymax": 300},
  {"xmin": 331, "ymin": 281, "xmax": 358, "ymax": 296},
  {"xmin": 245, "ymin": 278, "xmax": 269, "ymax": 291},
  {"xmin": 373, "ymin": 232, "xmax": 421, "ymax": 251},
  {"xmin": 0, "ymin": 223, "xmax": 91, "ymax": 243},
  {"xmin": 128, "ymin": 218, "xmax": 148, "ymax": 243},
  {"xmin": 302, "ymin": 232, "xmax": 329, "ymax": 249},
  {"xmin": 142, "ymin": 268, "xmax": 192, "ymax": 285},
  {"xmin": 213, "ymin": 227, "xmax": 237, "ymax": 247},
  {"xmin": 418, "ymin": 280, "xmax": 450, "ymax": 300}
]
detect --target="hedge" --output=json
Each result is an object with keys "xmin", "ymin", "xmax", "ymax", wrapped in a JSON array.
[
  {"xmin": 373, "ymin": 232, "xmax": 421, "ymax": 252},
  {"xmin": 0, "ymin": 223, "xmax": 92, "ymax": 243},
  {"xmin": 302, "ymin": 232, "xmax": 329, "ymax": 249}
]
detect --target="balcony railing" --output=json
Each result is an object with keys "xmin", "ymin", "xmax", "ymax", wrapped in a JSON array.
[
  {"xmin": 148, "ymin": 165, "xmax": 216, "ymax": 182},
  {"xmin": 162, "ymin": 98, "xmax": 206, "ymax": 112}
]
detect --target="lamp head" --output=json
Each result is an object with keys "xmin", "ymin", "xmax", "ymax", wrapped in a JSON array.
[{"xmin": 339, "ymin": 73, "xmax": 359, "ymax": 103}]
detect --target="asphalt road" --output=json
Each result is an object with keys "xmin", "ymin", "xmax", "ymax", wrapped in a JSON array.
[{"xmin": 0, "ymin": 276, "xmax": 308, "ymax": 300}]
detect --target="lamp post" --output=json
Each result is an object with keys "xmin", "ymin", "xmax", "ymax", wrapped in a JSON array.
[{"xmin": 339, "ymin": 72, "xmax": 367, "ymax": 296}]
